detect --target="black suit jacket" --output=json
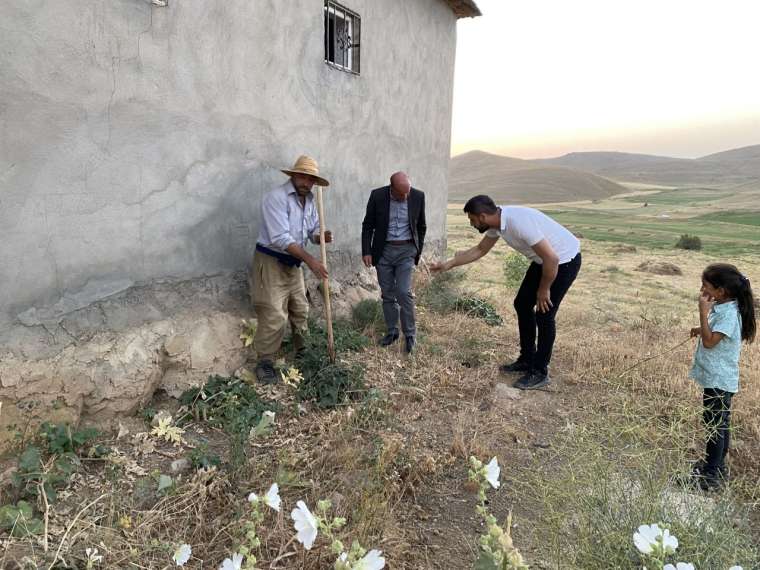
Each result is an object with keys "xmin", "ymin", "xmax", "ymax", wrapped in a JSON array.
[{"xmin": 361, "ymin": 186, "xmax": 426, "ymax": 266}]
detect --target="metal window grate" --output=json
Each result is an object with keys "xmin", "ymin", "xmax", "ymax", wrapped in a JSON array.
[{"xmin": 324, "ymin": 1, "xmax": 360, "ymax": 74}]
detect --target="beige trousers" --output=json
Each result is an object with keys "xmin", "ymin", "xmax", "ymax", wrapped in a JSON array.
[{"xmin": 250, "ymin": 250, "xmax": 309, "ymax": 361}]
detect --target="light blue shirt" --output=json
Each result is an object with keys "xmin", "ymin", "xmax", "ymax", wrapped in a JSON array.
[
  {"xmin": 690, "ymin": 300, "xmax": 742, "ymax": 393},
  {"xmin": 256, "ymin": 180, "xmax": 320, "ymax": 253},
  {"xmin": 387, "ymin": 191, "xmax": 412, "ymax": 241}
]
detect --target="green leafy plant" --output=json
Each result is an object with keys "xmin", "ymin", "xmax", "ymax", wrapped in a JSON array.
[
  {"xmin": 351, "ymin": 299, "xmax": 385, "ymax": 334},
  {"xmin": 180, "ymin": 375, "xmax": 276, "ymax": 467},
  {"xmin": 420, "ymin": 271, "xmax": 503, "ymax": 326},
  {"xmin": 294, "ymin": 322, "xmax": 366, "ymax": 408},
  {"xmin": 454, "ymin": 295, "xmax": 504, "ymax": 326},
  {"xmin": 12, "ymin": 423, "xmax": 100, "ymax": 503},
  {"xmin": 188, "ymin": 442, "xmax": 222, "ymax": 470},
  {"xmin": 40, "ymin": 422, "xmax": 99, "ymax": 455},
  {"xmin": 0, "ymin": 500, "xmax": 44, "ymax": 537},
  {"xmin": 503, "ymin": 252, "xmax": 530, "ymax": 289}
]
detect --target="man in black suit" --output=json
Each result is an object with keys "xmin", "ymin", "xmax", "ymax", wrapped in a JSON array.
[{"xmin": 361, "ymin": 172, "xmax": 426, "ymax": 354}]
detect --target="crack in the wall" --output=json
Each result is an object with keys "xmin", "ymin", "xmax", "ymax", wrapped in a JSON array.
[
  {"xmin": 136, "ymin": 4, "xmax": 154, "ymax": 65},
  {"xmin": 106, "ymin": 49, "xmax": 121, "ymax": 151}
]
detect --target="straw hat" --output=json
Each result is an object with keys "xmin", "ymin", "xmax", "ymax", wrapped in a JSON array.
[{"xmin": 281, "ymin": 155, "xmax": 330, "ymax": 187}]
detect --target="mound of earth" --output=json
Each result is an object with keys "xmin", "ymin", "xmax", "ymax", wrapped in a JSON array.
[
  {"xmin": 449, "ymin": 150, "xmax": 628, "ymax": 204},
  {"xmin": 635, "ymin": 261, "xmax": 683, "ymax": 276}
]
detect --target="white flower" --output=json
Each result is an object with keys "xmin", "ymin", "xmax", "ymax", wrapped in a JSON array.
[
  {"xmin": 729, "ymin": 567, "xmax": 743, "ymax": 570},
  {"xmin": 291, "ymin": 500, "xmax": 319, "ymax": 550},
  {"xmin": 173, "ymin": 544, "xmax": 192, "ymax": 566},
  {"xmin": 85, "ymin": 548, "xmax": 103, "ymax": 563},
  {"xmin": 661, "ymin": 528, "xmax": 679, "ymax": 554},
  {"xmin": 264, "ymin": 410, "xmax": 276, "ymax": 421},
  {"xmin": 264, "ymin": 482, "xmax": 281, "ymax": 512},
  {"xmin": 485, "ymin": 457, "xmax": 500, "ymax": 489},
  {"xmin": 354, "ymin": 549, "xmax": 386, "ymax": 570},
  {"xmin": 664, "ymin": 564, "xmax": 694, "ymax": 570},
  {"xmin": 633, "ymin": 523, "xmax": 678, "ymax": 555},
  {"xmin": 219, "ymin": 553, "xmax": 244, "ymax": 570},
  {"xmin": 247, "ymin": 492, "xmax": 258, "ymax": 503}
]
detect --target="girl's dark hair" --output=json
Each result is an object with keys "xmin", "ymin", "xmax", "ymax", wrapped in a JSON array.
[{"xmin": 702, "ymin": 263, "xmax": 756, "ymax": 343}]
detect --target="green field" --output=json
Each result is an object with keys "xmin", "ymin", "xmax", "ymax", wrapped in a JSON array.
[
  {"xmin": 620, "ymin": 187, "xmax": 732, "ymax": 205},
  {"xmin": 694, "ymin": 210, "xmax": 760, "ymax": 226},
  {"xmin": 543, "ymin": 209, "xmax": 760, "ymax": 255},
  {"xmin": 448, "ymin": 185, "xmax": 760, "ymax": 256}
]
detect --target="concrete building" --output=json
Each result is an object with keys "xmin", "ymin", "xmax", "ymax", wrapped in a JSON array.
[{"xmin": 0, "ymin": 0, "xmax": 479, "ymax": 440}]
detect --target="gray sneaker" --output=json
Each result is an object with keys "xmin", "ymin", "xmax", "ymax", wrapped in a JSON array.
[
  {"xmin": 255, "ymin": 360, "xmax": 278, "ymax": 384},
  {"xmin": 513, "ymin": 371, "xmax": 550, "ymax": 390}
]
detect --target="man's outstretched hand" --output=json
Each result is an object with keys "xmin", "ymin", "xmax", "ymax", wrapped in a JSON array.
[{"xmin": 429, "ymin": 261, "xmax": 448, "ymax": 273}]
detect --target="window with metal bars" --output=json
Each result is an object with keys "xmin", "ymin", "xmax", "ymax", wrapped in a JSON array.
[{"xmin": 324, "ymin": 1, "xmax": 360, "ymax": 74}]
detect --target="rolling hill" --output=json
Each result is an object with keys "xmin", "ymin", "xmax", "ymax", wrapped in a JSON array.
[
  {"xmin": 537, "ymin": 144, "xmax": 760, "ymax": 186},
  {"xmin": 448, "ymin": 150, "xmax": 629, "ymax": 204}
]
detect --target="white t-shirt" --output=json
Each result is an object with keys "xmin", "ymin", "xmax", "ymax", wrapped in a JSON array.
[{"xmin": 485, "ymin": 206, "xmax": 580, "ymax": 264}]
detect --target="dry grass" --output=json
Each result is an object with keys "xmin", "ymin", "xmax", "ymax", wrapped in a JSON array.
[{"xmin": 2, "ymin": 221, "xmax": 760, "ymax": 569}]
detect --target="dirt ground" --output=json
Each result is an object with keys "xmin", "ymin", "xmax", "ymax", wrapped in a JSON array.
[{"xmin": 2, "ymin": 234, "xmax": 760, "ymax": 569}]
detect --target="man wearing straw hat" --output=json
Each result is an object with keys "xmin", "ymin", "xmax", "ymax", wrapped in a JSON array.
[
  {"xmin": 361, "ymin": 172, "xmax": 427, "ymax": 354},
  {"xmin": 251, "ymin": 155, "xmax": 332, "ymax": 384}
]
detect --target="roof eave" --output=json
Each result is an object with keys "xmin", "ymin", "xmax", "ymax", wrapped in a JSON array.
[{"xmin": 444, "ymin": 0, "xmax": 482, "ymax": 18}]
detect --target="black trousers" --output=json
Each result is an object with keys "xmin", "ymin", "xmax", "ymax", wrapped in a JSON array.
[
  {"xmin": 703, "ymin": 387, "xmax": 733, "ymax": 475},
  {"xmin": 513, "ymin": 253, "xmax": 581, "ymax": 374}
]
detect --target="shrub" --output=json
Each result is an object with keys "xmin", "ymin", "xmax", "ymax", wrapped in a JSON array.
[
  {"xmin": 294, "ymin": 320, "xmax": 367, "ymax": 408},
  {"xmin": 180, "ymin": 375, "xmax": 276, "ymax": 438},
  {"xmin": 454, "ymin": 295, "xmax": 503, "ymax": 326},
  {"xmin": 180, "ymin": 375, "xmax": 277, "ymax": 467},
  {"xmin": 419, "ymin": 271, "xmax": 503, "ymax": 326},
  {"xmin": 503, "ymin": 252, "xmax": 530, "ymax": 289},
  {"xmin": 675, "ymin": 234, "xmax": 702, "ymax": 250},
  {"xmin": 351, "ymin": 298, "xmax": 384, "ymax": 333},
  {"xmin": 11, "ymin": 423, "xmax": 103, "ymax": 504}
]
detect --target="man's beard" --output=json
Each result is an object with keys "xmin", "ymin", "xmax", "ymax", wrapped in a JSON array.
[{"xmin": 476, "ymin": 224, "xmax": 489, "ymax": 233}]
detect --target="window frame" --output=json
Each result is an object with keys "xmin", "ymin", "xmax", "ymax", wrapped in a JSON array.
[{"xmin": 324, "ymin": 1, "xmax": 361, "ymax": 75}]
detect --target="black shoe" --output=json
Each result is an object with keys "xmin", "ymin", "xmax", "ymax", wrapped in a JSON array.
[
  {"xmin": 691, "ymin": 460, "xmax": 729, "ymax": 490},
  {"xmin": 499, "ymin": 360, "xmax": 532, "ymax": 374},
  {"xmin": 693, "ymin": 470, "xmax": 725, "ymax": 492},
  {"xmin": 514, "ymin": 371, "xmax": 550, "ymax": 390},
  {"xmin": 255, "ymin": 360, "xmax": 278, "ymax": 385},
  {"xmin": 379, "ymin": 332, "xmax": 400, "ymax": 347},
  {"xmin": 405, "ymin": 336, "xmax": 415, "ymax": 354}
]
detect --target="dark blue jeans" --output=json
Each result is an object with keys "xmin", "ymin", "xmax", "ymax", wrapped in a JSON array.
[
  {"xmin": 703, "ymin": 388, "xmax": 733, "ymax": 476},
  {"xmin": 513, "ymin": 252, "xmax": 581, "ymax": 375}
]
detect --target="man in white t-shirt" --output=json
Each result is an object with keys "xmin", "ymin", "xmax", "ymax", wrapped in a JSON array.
[{"xmin": 431, "ymin": 195, "xmax": 581, "ymax": 390}]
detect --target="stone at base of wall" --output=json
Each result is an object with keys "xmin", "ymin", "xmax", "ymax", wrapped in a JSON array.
[
  {"xmin": 0, "ymin": 311, "xmax": 246, "ymax": 453},
  {"xmin": 0, "ymin": 246, "xmax": 445, "ymax": 453}
]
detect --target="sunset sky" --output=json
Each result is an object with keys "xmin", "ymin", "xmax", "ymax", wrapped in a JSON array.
[{"xmin": 451, "ymin": 0, "xmax": 760, "ymax": 159}]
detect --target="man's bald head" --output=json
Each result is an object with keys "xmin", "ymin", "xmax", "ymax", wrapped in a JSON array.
[{"xmin": 389, "ymin": 171, "xmax": 411, "ymax": 201}]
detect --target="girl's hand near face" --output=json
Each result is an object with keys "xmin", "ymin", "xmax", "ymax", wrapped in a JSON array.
[{"xmin": 698, "ymin": 291, "xmax": 714, "ymax": 314}]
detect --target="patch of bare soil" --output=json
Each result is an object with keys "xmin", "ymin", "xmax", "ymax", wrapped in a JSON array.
[{"xmin": 635, "ymin": 260, "xmax": 683, "ymax": 275}]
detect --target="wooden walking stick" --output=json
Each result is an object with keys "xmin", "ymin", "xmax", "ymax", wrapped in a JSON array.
[{"xmin": 315, "ymin": 185, "xmax": 336, "ymax": 363}]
